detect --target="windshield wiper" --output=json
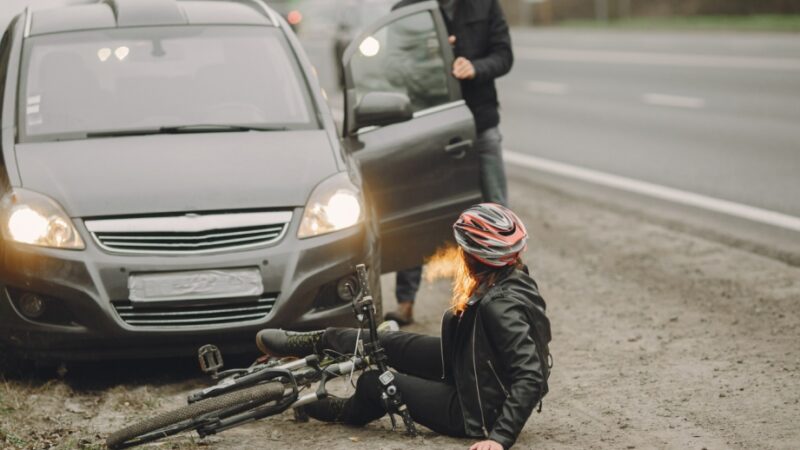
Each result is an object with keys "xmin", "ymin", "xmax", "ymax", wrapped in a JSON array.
[
  {"xmin": 159, "ymin": 124, "xmax": 289, "ymax": 133},
  {"xmin": 85, "ymin": 124, "xmax": 288, "ymax": 139}
]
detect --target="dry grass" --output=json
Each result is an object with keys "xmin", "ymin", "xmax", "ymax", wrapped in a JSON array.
[
  {"xmin": 0, "ymin": 377, "xmax": 105, "ymax": 449},
  {"xmin": 107, "ymin": 386, "xmax": 162, "ymax": 412}
]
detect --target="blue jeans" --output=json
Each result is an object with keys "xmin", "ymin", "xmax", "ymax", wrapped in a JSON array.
[
  {"xmin": 476, "ymin": 127, "xmax": 508, "ymax": 207},
  {"xmin": 395, "ymin": 127, "xmax": 507, "ymax": 303}
]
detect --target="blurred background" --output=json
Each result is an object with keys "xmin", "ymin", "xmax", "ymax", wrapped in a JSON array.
[
  {"xmin": 2, "ymin": 0, "xmax": 799, "ymax": 252},
  {"xmin": 502, "ymin": 0, "xmax": 800, "ymax": 29}
]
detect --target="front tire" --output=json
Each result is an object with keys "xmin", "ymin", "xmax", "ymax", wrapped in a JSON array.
[{"xmin": 106, "ymin": 381, "xmax": 284, "ymax": 449}]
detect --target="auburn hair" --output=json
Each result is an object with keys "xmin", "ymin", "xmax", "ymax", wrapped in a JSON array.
[{"xmin": 451, "ymin": 247, "xmax": 523, "ymax": 314}]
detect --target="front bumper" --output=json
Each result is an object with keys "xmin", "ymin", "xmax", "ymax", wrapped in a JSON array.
[{"xmin": 0, "ymin": 208, "xmax": 377, "ymax": 361}]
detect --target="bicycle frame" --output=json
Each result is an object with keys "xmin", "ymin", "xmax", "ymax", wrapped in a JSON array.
[
  {"xmin": 183, "ymin": 263, "xmax": 417, "ymax": 438},
  {"xmin": 195, "ymin": 355, "xmax": 369, "ymax": 437}
]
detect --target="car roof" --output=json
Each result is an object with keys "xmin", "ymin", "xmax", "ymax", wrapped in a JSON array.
[{"xmin": 27, "ymin": 0, "xmax": 280, "ymax": 37}]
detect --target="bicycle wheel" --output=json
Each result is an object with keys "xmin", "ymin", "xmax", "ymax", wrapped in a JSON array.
[{"xmin": 106, "ymin": 381, "xmax": 284, "ymax": 449}]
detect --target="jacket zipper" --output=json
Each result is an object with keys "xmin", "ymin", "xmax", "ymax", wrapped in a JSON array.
[
  {"xmin": 471, "ymin": 313, "xmax": 489, "ymax": 437},
  {"xmin": 487, "ymin": 360, "xmax": 510, "ymax": 398},
  {"xmin": 439, "ymin": 309, "xmax": 447, "ymax": 380},
  {"xmin": 444, "ymin": 309, "xmax": 471, "ymax": 434}
]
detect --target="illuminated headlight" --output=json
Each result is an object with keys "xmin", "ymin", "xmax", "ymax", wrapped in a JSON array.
[
  {"xmin": 0, "ymin": 188, "xmax": 85, "ymax": 249},
  {"xmin": 298, "ymin": 173, "xmax": 363, "ymax": 239}
]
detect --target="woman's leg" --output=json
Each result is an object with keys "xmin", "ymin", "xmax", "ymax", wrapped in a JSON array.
[
  {"xmin": 321, "ymin": 328, "xmax": 442, "ymax": 380},
  {"xmin": 332, "ymin": 370, "xmax": 466, "ymax": 437}
]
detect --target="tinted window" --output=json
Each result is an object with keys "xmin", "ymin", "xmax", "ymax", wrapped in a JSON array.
[
  {"xmin": 20, "ymin": 26, "xmax": 316, "ymax": 141},
  {"xmin": 0, "ymin": 24, "xmax": 13, "ymax": 120},
  {"xmin": 349, "ymin": 11, "xmax": 450, "ymax": 113}
]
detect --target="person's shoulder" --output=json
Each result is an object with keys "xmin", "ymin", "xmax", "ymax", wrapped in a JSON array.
[
  {"xmin": 498, "ymin": 266, "xmax": 541, "ymax": 295},
  {"xmin": 482, "ymin": 268, "xmax": 545, "ymax": 311}
]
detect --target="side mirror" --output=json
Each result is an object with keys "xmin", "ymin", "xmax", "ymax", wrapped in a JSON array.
[{"xmin": 353, "ymin": 92, "xmax": 413, "ymax": 131}]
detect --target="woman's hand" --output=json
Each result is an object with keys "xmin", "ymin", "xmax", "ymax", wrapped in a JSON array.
[{"xmin": 469, "ymin": 440, "xmax": 503, "ymax": 450}]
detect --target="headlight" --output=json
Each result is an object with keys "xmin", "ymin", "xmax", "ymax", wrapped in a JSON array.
[
  {"xmin": 0, "ymin": 188, "xmax": 85, "ymax": 249},
  {"xmin": 298, "ymin": 173, "xmax": 363, "ymax": 239}
]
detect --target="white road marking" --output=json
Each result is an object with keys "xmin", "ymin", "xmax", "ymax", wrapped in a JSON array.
[
  {"xmin": 515, "ymin": 47, "xmax": 800, "ymax": 71},
  {"xmin": 526, "ymin": 81, "xmax": 569, "ymax": 95},
  {"xmin": 642, "ymin": 93, "xmax": 705, "ymax": 109},
  {"xmin": 504, "ymin": 150, "xmax": 800, "ymax": 233}
]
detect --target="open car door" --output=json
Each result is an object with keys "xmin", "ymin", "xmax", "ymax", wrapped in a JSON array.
[{"xmin": 341, "ymin": 1, "xmax": 481, "ymax": 273}]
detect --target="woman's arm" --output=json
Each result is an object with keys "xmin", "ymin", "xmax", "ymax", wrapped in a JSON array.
[{"xmin": 481, "ymin": 296, "xmax": 546, "ymax": 449}]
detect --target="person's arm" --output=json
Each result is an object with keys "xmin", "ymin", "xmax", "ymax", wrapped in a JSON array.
[
  {"xmin": 470, "ymin": 0, "xmax": 513, "ymax": 82},
  {"xmin": 481, "ymin": 296, "xmax": 545, "ymax": 449}
]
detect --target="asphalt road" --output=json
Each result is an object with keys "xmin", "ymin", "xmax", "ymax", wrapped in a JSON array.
[{"xmin": 500, "ymin": 28, "xmax": 800, "ymax": 218}]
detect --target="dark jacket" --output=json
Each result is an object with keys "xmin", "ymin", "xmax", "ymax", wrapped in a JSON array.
[
  {"xmin": 440, "ymin": 267, "xmax": 551, "ymax": 449},
  {"xmin": 394, "ymin": 0, "xmax": 514, "ymax": 133}
]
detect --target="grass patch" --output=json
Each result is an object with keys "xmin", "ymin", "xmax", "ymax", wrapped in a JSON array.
[
  {"xmin": 0, "ymin": 378, "xmax": 27, "ymax": 414},
  {"xmin": 557, "ymin": 14, "xmax": 800, "ymax": 32},
  {"xmin": 0, "ymin": 425, "xmax": 27, "ymax": 447}
]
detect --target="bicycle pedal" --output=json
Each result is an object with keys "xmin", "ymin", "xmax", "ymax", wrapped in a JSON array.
[{"xmin": 198, "ymin": 344, "xmax": 224, "ymax": 376}]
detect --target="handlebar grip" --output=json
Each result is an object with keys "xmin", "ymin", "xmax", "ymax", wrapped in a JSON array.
[{"xmin": 355, "ymin": 264, "xmax": 370, "ymax": 297}]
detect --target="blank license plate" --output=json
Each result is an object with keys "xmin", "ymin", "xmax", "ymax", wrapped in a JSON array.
[{"xmin": 129, "ymin": 268, "xmax": 264, "ymax": 302}]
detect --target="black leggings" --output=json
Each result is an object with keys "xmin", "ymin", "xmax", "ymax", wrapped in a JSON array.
[{"xmin": 319, "ymin": 327, "xmax": 468, "ymax": 437}]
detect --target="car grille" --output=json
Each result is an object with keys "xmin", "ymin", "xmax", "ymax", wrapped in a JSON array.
[
  {"xmin": 113, "ymin": 295, "xmax": 278, "ymax": 327},
  {"xmin": 85, "ymin": 211, "xmax": 292, "ymax": 254}
]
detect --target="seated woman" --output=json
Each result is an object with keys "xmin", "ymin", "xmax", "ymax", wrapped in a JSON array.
[{"xmin": 257, "ymin": 203, "xmax": 552, "ymax": 450}]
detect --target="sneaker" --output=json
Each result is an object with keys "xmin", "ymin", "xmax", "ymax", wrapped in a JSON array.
[
  {"xmin": 303, "ymin": 396, "xmax": 349, "ymax": 423},
  {"xmin": 377, "ymin": 320, "xmax": 400, "ymax": 333},
  {"xmin": 256, "ymin": 329, "xmax": 324, "ymax": 357}
]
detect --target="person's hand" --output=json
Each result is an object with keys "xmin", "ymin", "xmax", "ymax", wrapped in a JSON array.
[
  {"xmin": 469, "ymin": 440, "xmax": 503, "ymax": 450},
  {"xmin": 448, "ymin": 35, "xmax": 456, "ymax": 46},
  {"xmin": 452, "ymin": 56, "xmax": 475, "ymax": 80}
]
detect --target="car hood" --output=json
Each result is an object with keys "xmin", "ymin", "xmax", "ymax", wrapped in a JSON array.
[{"xmin": 14, "ymin": 131, "xmax": 338, "ymax": 217}]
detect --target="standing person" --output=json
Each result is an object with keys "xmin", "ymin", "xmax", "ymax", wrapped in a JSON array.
[
  {"xmin": 386, "ymin": 0, "xmax": 514, "ymax": 325},
  {"xmin": 257, "ymin": 203, "xmax": 550, "ymax": 450}
]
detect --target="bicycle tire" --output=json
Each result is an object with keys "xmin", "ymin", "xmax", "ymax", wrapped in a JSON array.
[{"xmin": 106, "ymin": 381, "xmax": 284, "ymax": 449}]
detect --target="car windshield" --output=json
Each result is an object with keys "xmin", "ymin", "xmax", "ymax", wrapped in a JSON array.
[
  {"xmin": 20, "ymin": 26, "xmax": 317, "ymax": 141},
  {"xmin": 357, "ymin": 0, "xmax": 393, "ymax": 25},
  {"xmin": 338, "ymin": 0, "xmax": 393, "ymax": 28}
]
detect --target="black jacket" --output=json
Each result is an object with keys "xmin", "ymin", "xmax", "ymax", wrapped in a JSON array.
[
  {"xmin": 440, "ymin": 267, "xmax": 551, "ymax": 449},
  {"xmin": 394, "ymin": 0, "xmax": 514, "ymax": 133}
]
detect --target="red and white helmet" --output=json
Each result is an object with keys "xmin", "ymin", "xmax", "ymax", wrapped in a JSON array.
[{"xmin": 453, "ymin": 203, "xmax": 528, "ymax": 267}]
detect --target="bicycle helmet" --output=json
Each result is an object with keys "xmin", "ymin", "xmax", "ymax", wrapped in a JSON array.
[{"xmin": 453, "ymin": 203, "xmax": 528, "ymax": 267}]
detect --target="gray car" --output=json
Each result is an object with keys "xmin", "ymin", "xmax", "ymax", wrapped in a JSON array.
[{"xmin": 0, "ymin": 0, "xmax": 479, "ymax": 362}]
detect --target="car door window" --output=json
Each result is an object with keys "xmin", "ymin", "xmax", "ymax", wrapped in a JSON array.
[
  {"xmin": 0, "ymin": 19, "xmax": 16, "ymax": 119},
  {"xmin": 349, "ymin": 10, "xmax": 450, "ymax": 113}
]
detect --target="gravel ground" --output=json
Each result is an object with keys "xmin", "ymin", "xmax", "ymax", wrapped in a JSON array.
[{"xmin": 1, "ymin": 172, "xmax": 798, "ymax": 450}]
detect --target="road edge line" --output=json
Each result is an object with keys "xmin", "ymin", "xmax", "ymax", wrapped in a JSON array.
[{"xmin": 504, "ymin": 150, "xmax": 800, "ymax": 233}]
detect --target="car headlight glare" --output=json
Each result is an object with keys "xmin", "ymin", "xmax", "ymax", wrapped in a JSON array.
[
  {"xmin": 298, "ymin": 173, "xmax": 363, "ymax": 238},
  {"xmin": 1, "ymin": 189, "xmax": 85, "ymax": 249}
]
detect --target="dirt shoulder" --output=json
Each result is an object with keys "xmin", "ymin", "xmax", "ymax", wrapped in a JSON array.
[{"xmin": 2, "ymin": 173, "xmax": 798, "ymax": 449}]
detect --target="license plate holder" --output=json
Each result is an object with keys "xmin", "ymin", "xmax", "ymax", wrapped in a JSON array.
[{"xmin": 128, "ymin": 268, "xmax": 264, "ymax": 303}]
